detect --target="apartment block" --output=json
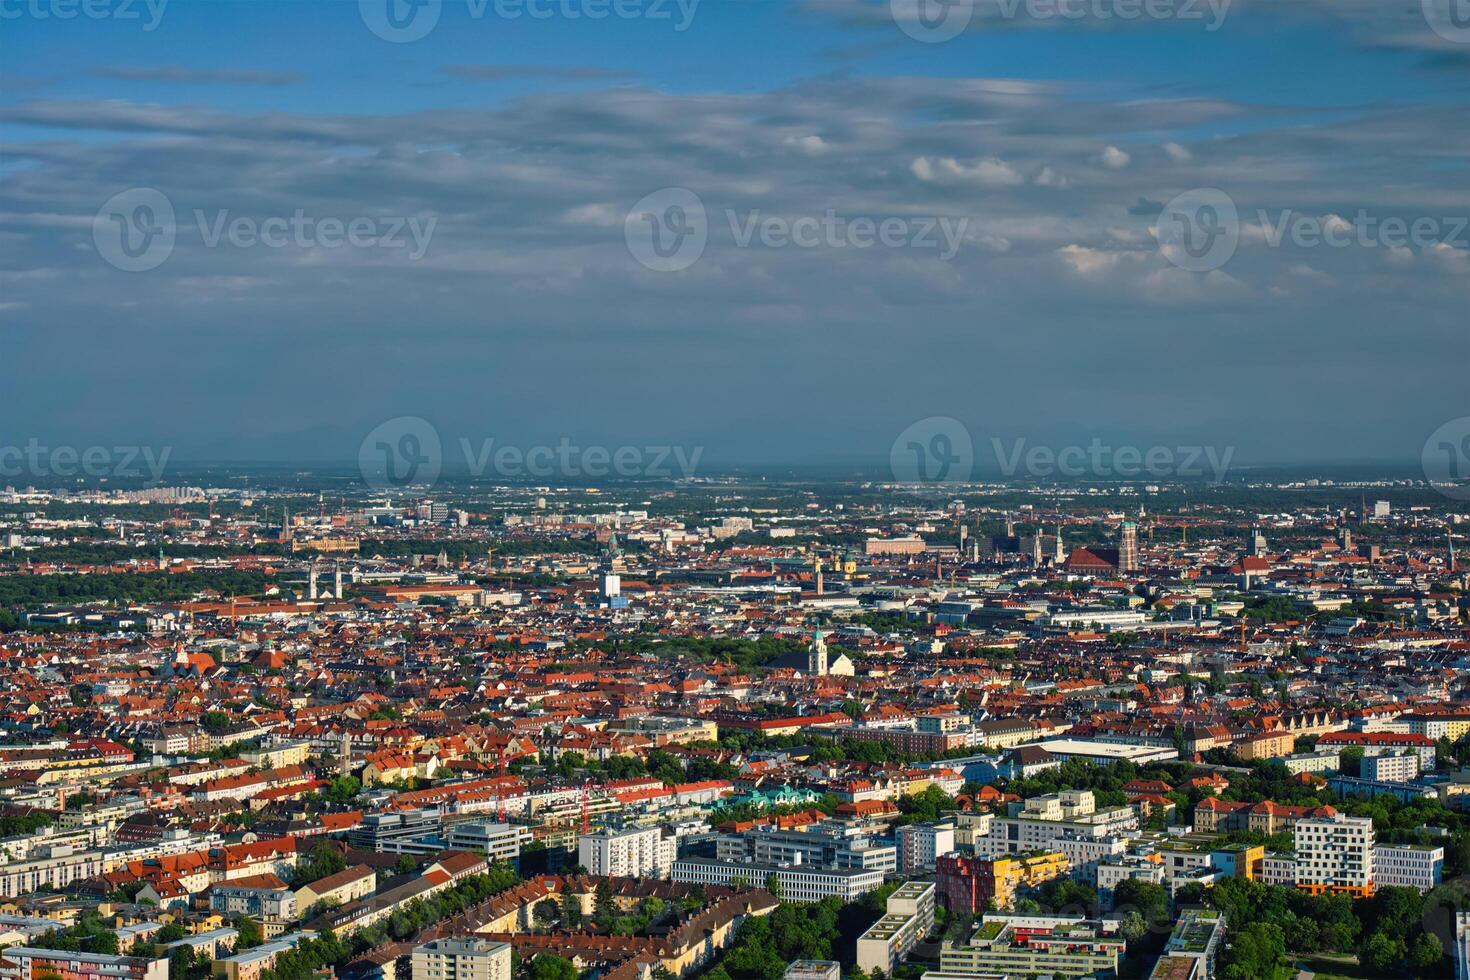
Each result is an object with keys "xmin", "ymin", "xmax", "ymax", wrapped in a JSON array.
[
  {"xmin": 0, "ymin": 948, "xmax": 168, "ymax": 980},
  {"xmin": 1294, "ymin": 811, "xmax": 1375, "ymax": 898},
  {"xmin": 936, "ymin": 852, "xmax": 1069, "ymax": 914},
  {"xmin": 411, "ymin": 939, "xmax": 512, "ymax": 980},
  {"xmin": 897, "ymin": 821, "xmax": 955, "ymax": 874},
  {"xmin": 1360, "ymin": 752, "xmax": 1420, "ymax": 783},
  {"xmin": 856, "ymin": 881, "xmax": 936, "ymax": 975},
  {"xmin": 578, "ymin": 825, "xmax": 675, "ymax": 879},
  {"xmin": 926, "ymin": 914, "xmax": 1125, "ymax": 979}
]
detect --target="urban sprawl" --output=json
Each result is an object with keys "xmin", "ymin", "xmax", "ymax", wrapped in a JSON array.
[{"xmin": 0, "ymin": 476, "xmax": 1468, "ymax": 980}]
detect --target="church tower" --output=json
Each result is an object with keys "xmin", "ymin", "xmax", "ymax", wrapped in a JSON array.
[{"xmin": 809, "ymin": 627, "xmax": 828, "ymax": 677}]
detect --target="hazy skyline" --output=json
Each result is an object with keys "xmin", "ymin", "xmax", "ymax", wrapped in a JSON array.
[{"xmin": 3, "ymin": 0, "xmax": 1470, "ymax": 469}]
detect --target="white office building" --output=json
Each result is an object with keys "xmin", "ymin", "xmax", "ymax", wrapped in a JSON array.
[
  {"xmin": 671, "ymin": 858, "xmax": 884, "ymax": 902},
  {"xmin": 444, "ymin": 822, "xmax": 532, "ymax": 865},
  {"xmin": 1373, "ymin": 843, "xmax": 1443, "ymax": 893}
]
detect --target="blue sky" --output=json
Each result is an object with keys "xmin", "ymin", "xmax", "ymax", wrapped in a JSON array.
[{"xmin": 2, "ymin": 0, "xmax": 1469, "ymax": 468}]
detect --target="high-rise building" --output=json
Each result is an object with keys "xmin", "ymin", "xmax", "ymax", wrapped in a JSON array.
[
  {"xmin": 578, "ymin": 825, "xmax": 675, "ymax": 878},
  {"xmin": 896, "ymin": 821, "xmax": 955, "ymax": 874},
  {"xmin": 412, "ymin": 939, "xmax": 512, "ymax": 980},
  {"xmin": 1118, "ymin": 521, "xmax": 1138, "ymax": 572},
  {"xmin": 1294, "ymin": 811, "xmax": 1375, "ymax": 898}
]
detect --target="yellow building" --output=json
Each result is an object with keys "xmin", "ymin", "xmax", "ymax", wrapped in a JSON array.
[
  {"xmin": 988, "ymin": 852, "xmax": 1069, "ymax": 909},
  {"xmin": 1233, "ymin": 730, "xmax": 1295, "ymax": 761}
]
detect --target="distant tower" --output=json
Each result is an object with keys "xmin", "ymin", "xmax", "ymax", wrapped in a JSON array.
[
  {"xmin": 156, "ymin": 547, "xmax": 167, "ymax": 571},
  {"xmin": 814, "ymin": 556, "xmax": 824, "ymax": 596},
  {"xmin": 1054, "ymin": 526, "xmax": 1065, "ymax": 564},
  {"xmin": 437, "ymin": 548, "xmax": 449, "ymax": 569},
  {"xmin": 308, "ymin": 563, "xmax": 320, "ymax": 600},
  {"xmin": 1451, "ymin": 529, "xmax": 1459, "ymax": 574},
  {"xmin": 1004, "ymin": 514, "xmax": 1016, "ymax": 538},
  {"xmin": 600, "ymin": 535, "xmax": 624, "ymax": 606},
  {"xmin": 334, "ymin": 562, "xmax": 343, "ymax": 599},
  {"xmin": 281, "ymin": 506, "xmax": 293, "ymax": 542},
  {"xmin": 1031, "ymin": 531, "xmax": 1044, "ymax": 566},
  {"xmin": 1119, "ymin": 521, "xmax": 1139, "ymax": 572},
  {"xmin": 809, "ymin": 627, "xmax": 829, "ymax": 677},
  {"xmin": 338, "ymin": 730, "xmax": 353, "ymax": 776},
  {"xmin": 1337, "ymin": 526, "xmax": 1354, "ymax": 552},
  {"xmin": 1250, "ymin": 527, "xmax": 1268, "ymax": 558}
]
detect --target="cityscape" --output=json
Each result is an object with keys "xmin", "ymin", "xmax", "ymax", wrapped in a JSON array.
[{"xmin": 5, "ymin": 3, "xmax": 1470, "ymax": 980}]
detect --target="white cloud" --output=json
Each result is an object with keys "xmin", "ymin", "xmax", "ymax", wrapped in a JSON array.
[
  {"xmin": 784, "ymin": 135, "xmax": 829, "ymax": 156},
  {"xmin": 1163, "ymin": 142, "xmax": 1193, "ymax": 163},
  {"xmin": 1099, "ymin": 145, "xmax": 1131, "ymax": 169},
  {"xmin": 560, "ymin": 203, "xmax": 623, "ymax": 227},
  {"xmin": 911, "ymin": 155, "xmax": 1024, "ymax": 188},
  {"xmin": 1033, "ymin": 166, "xmax": 1070, "ymax": 189}
]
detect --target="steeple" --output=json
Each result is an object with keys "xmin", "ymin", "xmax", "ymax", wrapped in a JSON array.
[{"xmin": 809, "ymin": 626, "xmax": 828, "ymax": 677}]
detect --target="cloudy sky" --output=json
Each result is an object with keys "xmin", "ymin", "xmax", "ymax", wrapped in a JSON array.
[{"xmin": 3, "ymin": 0, "xmax": 1469, "ymax": 470}]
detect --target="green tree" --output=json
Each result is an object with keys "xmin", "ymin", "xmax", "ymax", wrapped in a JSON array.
[
  {"xmin": 1222, "ymin": 921, "xmax": 1289, "ymax": 980},
  {"xmin": 1410, "ymin": 930, "xmax": 1444, "ymax": 971},
  {"xmin": 560, "ymin": 884, "xmax": 582, "ymax": 928},
  {"xmin": 323, "ymin": 775, "xmax": 361, "ymax": 804},
  {"xmin": 235, "ymin": 916, "xmax": 263, "ymax": 950},
  {"xmin": 764, "ymin": 873, "xmax": 782, "ymax": 900},
  {"xmin": 595, "ymin": 878, "xmax": 616, "ymax": 926},
  {"xmin": 1360, "ymin": 931, "xmax": 1406, "ymax": 975},
  {"xmin": 1112, "ymin": 878, "xmax": 1168, "ymax": 927},
  {"xmin": 527, "ymin": 955, "xmax": 578, "ymax": 980}
]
